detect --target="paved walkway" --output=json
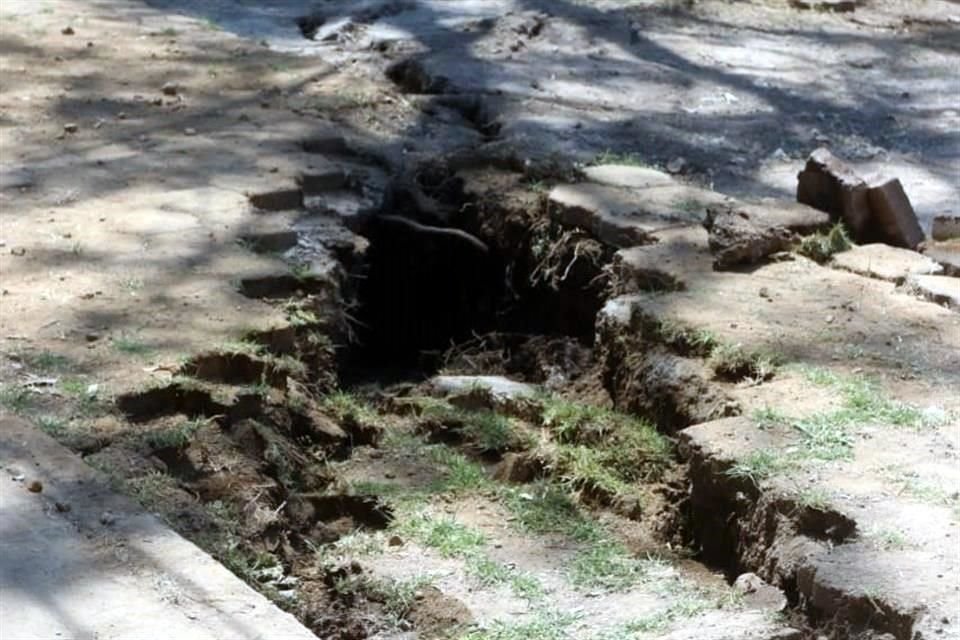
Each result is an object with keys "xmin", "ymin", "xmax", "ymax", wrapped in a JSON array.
[{"xmin": 0, "ymin": 415, "xmax": 318, "ymax": 640}]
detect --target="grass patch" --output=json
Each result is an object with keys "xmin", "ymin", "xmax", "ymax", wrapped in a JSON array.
[
  {"xmin": 592, "ymin": 150, "xmax": 649, "ymax": 167},
  {"xmin": 17, "ymin": 350, "xmax": 71, "ymax": 372},
  {"xmin": 321, "ymin": 391, "xmax": 379, "ymax": 424},
  {"xmin": 465, "ymin": 556, "xmax": 544, "ymax": 600},
  {"xmin": 395, "ymin": 513, "xmax": 487, "ymax": 558},
  {"xmin": 708, "ymin": 343, "xmax": 781, "ymax": 382},
  {"xmin": 0, "ymin": 384, "xmax": 33, "ymax": 413},
  {"xmin": 127, "ymin": 470, "xmax": 179, "ymax": 510},
  {"xmin": 794, "ymin": 487, "xmax": 832, "ymax": 510},
  {"xmin": 464, "ymin": 609, "xmax": 579, "ymax": 640},
  {"xmin": 503, "ymin": 483, "xmax": 651, "ymax": 592},
  {"xmin": 37, "ymin": 414, "xmax": 69, "ymax": 437},
  {"xmin": 111, "ymin": 334, "xmax": 153, "ymax": 356},
  {"xmin": 570, "ymin": 540, "xmax": 650, "ymax": 591},
  {"xmin": 752, "ymin": 406, "xmax": 790, "ymax": 430},
  {"xmin": 417, "ymin": 398, "xmax": 528, "ymax": 452},
  {"xmin": 502, "ymin": 483, "xmax": 602, "ymax": 542},
  {"xmin": 427, "ymin": 446, "xmax": 493, "ymax": 494},
  {"xmin": 538, "ymin": 396, "xmax": 669, "ymax": 504},
  {"xmin": 864, "ymin": 526, "xmax": 911, "ymax": 550},
  {"xmin": 725, "ymin": 449, "xmax": 792, "ymax": 485},
  {"xmin": 144, "ymin": 418, "xmax": 205, "ymax": 450},
  {"xmin": 649, "ymin": 319, "xmax": 718, "ymax": 356},
  {"xmin": 796, "ymin": 223, "xmax": 852, "ymax": 263},
  {"xmin": 541, "ymin": 397, "xmax": 668, "ymax": 468}
]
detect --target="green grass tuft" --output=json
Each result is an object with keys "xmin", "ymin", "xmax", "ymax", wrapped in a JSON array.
[
  {"xmin": 796, "ymin": 223, "xmax": 852, "ymax": 263},
  {"xmin": 464, "ymin": 609, "xmax": 579, "ymax": 640},
  {"xmin": 396, "ymin": 513, "xmax": 487, "ymax": 558}
]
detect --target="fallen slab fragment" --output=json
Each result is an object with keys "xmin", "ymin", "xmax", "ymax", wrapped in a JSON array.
[
  {"xmin": 931, "ymin": 215, "xmax": 960, "ymax": 241},
  {"xmin": 797, "ymin": 147, "xmax": 871, "ymax": 240},
  {"xmin": 866, "ymin": 177, "xmax": 925, "ymax": 249},
  {"xmin": 903, "ymin": 274, "xmax": 960, "ymax": 308},
  {"xmin": 921, "ymin": 240, "xmax": 960, "ymax": 277},
  {"xmin": 582, "ymin": 164, "xmax": 676, "ymax": 189},
  {"xmin": 704, "ymin": 199, "xmax": 830, "ymax": 269},
  {"xmin": 830, "ymin": 243, "xmax": 942, "ymax": 283},
  {"xmin": 0, "ymin": 416, "xmax": 318, "ymax": 640}
]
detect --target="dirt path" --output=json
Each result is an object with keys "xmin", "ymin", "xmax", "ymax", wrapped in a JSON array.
[{"xmin": 1, "ymin": 1, "xmax": 958, "ymax": 639}]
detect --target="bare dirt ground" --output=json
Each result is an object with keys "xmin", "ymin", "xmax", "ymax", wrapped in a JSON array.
[{"xmin": 1, "ymin": 1, "xmax": 958, "ymax": 639}]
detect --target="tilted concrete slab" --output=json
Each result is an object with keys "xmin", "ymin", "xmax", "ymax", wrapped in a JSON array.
[{"xmin": 0, "ymin": 415, "xmax": 318, "ymax": 640}]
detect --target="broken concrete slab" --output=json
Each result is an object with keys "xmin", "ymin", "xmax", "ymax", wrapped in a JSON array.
[
  {"xmin": 582, "ymin": 164, "xmax": 676, "ymax": 190},
  {"xmin": 931, "ymin": 215, "xmax": 960, "ymax": 241},
  {"xmin": 613, "ymin": 225, "xmax": 713, "ymax": 291},
  {"xmin": 866, "ymin": 177, "xmax": 925, "ymax": 249},
  {"xmin": 921, "ymin": 240, "xmax": 960, "ymax": 277},
  {"xmin": 0, "ymin": 415, "xmax": 317, "ymax": 640},
  {"xmin": 797, "ymin": 147, "xmax": 871, "ymax": 239},
  {"xmin": 549, "ymin": 182, "xmax": 730, "ymax": 248},
  {"xmin": 903, "ymin": 274, "xmax": 960, "ymax": 308},
  {"xmin": 704, "ymin": 199, "xmax": 830, "ymax": 269},
  {"xmin": 829, "ymin": 243, "xmax": 942, "ymax": 283}
]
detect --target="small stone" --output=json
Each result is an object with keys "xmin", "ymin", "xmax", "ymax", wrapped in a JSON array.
[
  {"xmin": 27, "ymin": 480, "xmax": 43, "ymax": 493},
  {"xmin": 388, "ymin": 535, "xmax": 403, "ymax": 547},
  {"xmin": 384, "ymin": 471, "xmax": 396, "ymax": 479},
  {"xmin": 55, "ymin": 501, "xmax": 71, "ymax": 513},
  {"xmin": 63, "ymin": 123, "xmax": 79, "ymax": 134},
  {"xmin": 100, "ymin": 511, "xmax": 116, "ymax": 526},
  {"xmin": 183, "ymin": 127, "xmax": 197, "ymax": 136},
  {"xmin": 85, "ymin": 332, "xmax": 100, "ymax": 342},
  {"xmin": 61, "ymin": 26, "xmax": 75, "ymax": 35},
  {"xmin": 161, "ymin": 82, "xmax": 179, "ymax": 96},
  {"xmin": 825, "ymin": 314, "xmax": 834, "ymax": 323},
  {"xmin": 116, "ymin": 112, "xmax": 128, "ymax": 120}
]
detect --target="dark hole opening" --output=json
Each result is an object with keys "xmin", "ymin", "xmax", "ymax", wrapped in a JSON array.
[{"xmin": 341, "ymin": 216, "xmax": 505, "ymax": 384}]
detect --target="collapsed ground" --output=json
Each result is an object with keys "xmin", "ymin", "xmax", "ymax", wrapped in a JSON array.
[{"xmin": 1, "ymin": 1, "xmax": 959, "ymax": 640}]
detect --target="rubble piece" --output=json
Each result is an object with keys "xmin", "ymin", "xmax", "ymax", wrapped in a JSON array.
[
  {"xmin": 704, "ymin": 199, "xmax": 830, "ymax": 269},
  {"xmin": 866, "ymin": 178, "xmax": 925, "ymax": 249},
  {"xmin": 797, "ymin": 147, "xmax": 871, "ymax": 239}
]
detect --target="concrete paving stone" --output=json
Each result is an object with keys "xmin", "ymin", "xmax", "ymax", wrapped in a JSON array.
[
  {"xmin": 903, "ymin": 274, "xmax": 960, "ymax": 308},
  {"xmin": 830, "ymin": 243, "xmax": 942, "ymax": 283},
  {"xmin": 582, "ymin": 164, "xmax": 676, "ymax": 190}
]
